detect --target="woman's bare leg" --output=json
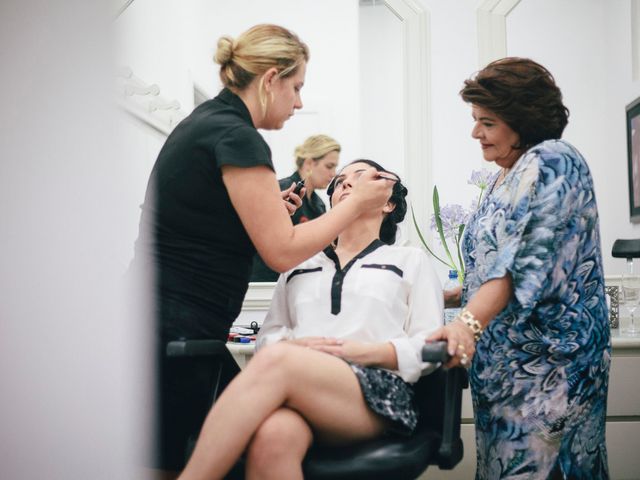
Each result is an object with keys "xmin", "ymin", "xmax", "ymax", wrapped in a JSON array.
[
  {"xmin": 177, "ymin": 342, "xmax": 386, "ymax": 480},
  {"xmin": 245, "ymin": 407, "xmax": 312, "ymax": 480}
]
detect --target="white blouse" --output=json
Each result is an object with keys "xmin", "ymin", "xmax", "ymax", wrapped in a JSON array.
[{"xmin": 256, "ymin": 241, "xmax": 444, "ymax": 383}]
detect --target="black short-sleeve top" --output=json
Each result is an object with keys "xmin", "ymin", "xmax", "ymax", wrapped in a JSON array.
[{"xmin": 135, "ymin": 88, "xmax": 274, "ymax": 336}]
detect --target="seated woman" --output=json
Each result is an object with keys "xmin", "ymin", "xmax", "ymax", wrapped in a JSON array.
[{"xmin": 177, "ymin": 159, "xmax": 444, "ymax": 480}]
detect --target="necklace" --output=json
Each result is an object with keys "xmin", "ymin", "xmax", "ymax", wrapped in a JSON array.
[{"xmin": 493, "ymin": 167, "xmax": 509, "ymax": 191}]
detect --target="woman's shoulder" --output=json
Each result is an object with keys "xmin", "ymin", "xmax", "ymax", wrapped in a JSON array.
[
  {"xmin": 525, "ymin": 139, "xmax": 586, "ymax": 169},
  {"xmin": 191, "ymin": 94, "xmax": 263, "ymax": 142},
  {"xmin": 277, "ymin": 172, "xmax": 299, "ymax": 190},
  {"xmin": 519, "ymin": 139, "xmax": 591, "ymax": 188}
]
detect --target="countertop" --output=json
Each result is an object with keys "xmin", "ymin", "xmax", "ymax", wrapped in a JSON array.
[{"xmin": 228, "ymin": 329, "xmax": 640, "ymax": 356}]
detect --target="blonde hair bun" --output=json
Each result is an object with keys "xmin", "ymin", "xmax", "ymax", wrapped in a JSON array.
[
  {"xmin": 215, "ymin": 24, "xmax": 309, "ymax": 94},
  {"xmin": 214, "ymin": 36, "xmax": 234, "ymax": 65}
]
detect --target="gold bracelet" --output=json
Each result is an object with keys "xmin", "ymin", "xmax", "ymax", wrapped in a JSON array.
[{"xmin": 456, "ymin": 308, "xmax": 483, "ymax": 342}]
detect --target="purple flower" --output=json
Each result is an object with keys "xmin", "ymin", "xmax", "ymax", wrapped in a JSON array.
[
  {"xmin": 431, "ymin": 203, "xmax": 469, "ymax": 239},
  {"xmin": 467, "ymin": 169, "xmax": 493, "ymax": 190},
  {"xmin": 413, "ymin": 168, "xmax": 494, "ymax": 281}
]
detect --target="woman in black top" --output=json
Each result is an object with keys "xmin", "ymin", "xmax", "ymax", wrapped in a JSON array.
[
  {"xmin": 250, "ymin": 134, "xmax": 341, "ymax": 281},
  {"xmin": 131, "ymin": 24, "xmax": 393, "ymax": 472}
]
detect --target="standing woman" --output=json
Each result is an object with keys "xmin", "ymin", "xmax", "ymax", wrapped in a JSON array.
[
  {"xmin": 251, "ymin": 134, "xmax": 341, "ymax": 281},
  {"xmin": 131, "ymin": 24, "xmax": 392, "ymax": 473},
  {"xmin": 430, "ymin": 57, "xmax": 610, "ymax": 479}
]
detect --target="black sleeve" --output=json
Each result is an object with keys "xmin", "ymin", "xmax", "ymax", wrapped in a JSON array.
[
  {"xmin": 214, "ymin": 125, "xmax": 274, "ymax": 171},
  {"xmin": 278, "ymin": 174, "xmax": 296, "ymax": 191}
]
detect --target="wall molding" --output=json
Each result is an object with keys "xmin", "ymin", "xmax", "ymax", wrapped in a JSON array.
[
  {"xmin": 632, "ymin": 0, "xmax": 640, "ymax": 81},
  {"xmin": 116, "ymin": 66, "xmax": 186, "ymax": 137},
  {"xmin": 384, "ymin": 0, "xmax": 431, "ymax": 248},
  {"xmin": 243, "ymin": 282, "xmax": 278, "ymax": 311},
  {"xmin": 477, "ymin": 0, "xmax": 522, "ymax": 68}
]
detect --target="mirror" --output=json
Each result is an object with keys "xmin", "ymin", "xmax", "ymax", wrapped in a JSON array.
[{"xmin": 115, "ymin": 0, "xmax": 430, "ymax": 303}]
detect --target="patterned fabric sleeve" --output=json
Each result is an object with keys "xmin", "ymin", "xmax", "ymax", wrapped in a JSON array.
[{"xmin": 477, "ymin": 142, "xmax": 584, "ymax": 310}]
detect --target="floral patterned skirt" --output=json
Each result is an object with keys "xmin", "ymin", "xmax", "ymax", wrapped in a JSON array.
[{"xmin": 349, "ymin": 363, "xmax": 418, "ymax": 435}]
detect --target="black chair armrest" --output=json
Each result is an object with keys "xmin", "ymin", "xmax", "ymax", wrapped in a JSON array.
[
  {"xmin": 437, "ymin": 367, "xmax": 467, "ymax": 468},
  {"xmin": 166, "ymin": 339, "xmax": 241, "ymax": 404},
  {"xmin": 166, "ymin": 339, "xmax": 229, "ymax": 358},
  {"xmin": 421, "ymin": 342, "xmax": 468, "ymax": 469}
]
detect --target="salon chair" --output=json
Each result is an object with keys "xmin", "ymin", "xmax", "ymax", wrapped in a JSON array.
[
  {"xmin": 166, "ymin": 339, "xmax": 467, "ymax": 480},
  {"xmin": 612, "ymin": 238, "xmax": 640, "ymax": 264}
]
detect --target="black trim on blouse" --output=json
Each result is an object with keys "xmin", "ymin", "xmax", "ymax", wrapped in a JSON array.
[
  {"xmin": 361, "ymin": 263, "xmax": 403, "ymax": 278},
  {"xmin": 323, "ymin": 239, "xmax": 386, "ymax": 315},
  {"xmin": 286, "ymin": 267, "xmax": 323, "ymax": 283}
]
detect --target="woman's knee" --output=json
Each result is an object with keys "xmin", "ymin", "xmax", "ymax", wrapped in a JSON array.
[
  {"xmin": 246, "ymin": 408, "xmax": 312, "ymax": 468},
  {"xmin": 247, "ymin": 342, "xmax": 302, "ymax": 380}
]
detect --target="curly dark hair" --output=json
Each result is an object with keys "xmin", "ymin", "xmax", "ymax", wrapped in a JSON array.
[
  {"xmin": 327, "ymin": 159, "xmax": 408, "ymax": 245},
  {"xmin": 460, "ymin": 57, "xmax": 569, "ymax": 150}
]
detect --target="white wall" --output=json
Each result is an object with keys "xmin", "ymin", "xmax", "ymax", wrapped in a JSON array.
[
  {"xmin": 507, "ymin": 0, "xmax": 639, "ymax": 276},
  {"xmin": 1, "ymin": 1, "xmax": 151, "ymax": 478},
  {"xmin": 116, "ymin": 0, "xmax": 195, "ymax": 114},
  {"xmin": 359, "ymin": 3, "xmax": 405, "ymax": 175}
]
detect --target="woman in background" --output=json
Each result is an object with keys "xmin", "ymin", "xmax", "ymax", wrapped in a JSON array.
[
  {"xmin": 130, "ymin": 24, "xmax": 392, "ymax": 473},
  {"xmin": 177, "ymin": 160, "xmax": 443, "ymax": 480},
  {"xmin": 251, "ymin": 134, "xmax": 341, "ymax": 281},
  {"xmin": 430, "ymin": 57, "xmax": 610, "ymax": 479}
]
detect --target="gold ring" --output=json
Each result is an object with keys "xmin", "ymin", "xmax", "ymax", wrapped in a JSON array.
[
  {"xmin": 460, "ymin": 352, "xmax": 469, "ymax": 367},
  {"xmin": 457, "ymin": 344, "xmax": 466, "ymax": 351}
]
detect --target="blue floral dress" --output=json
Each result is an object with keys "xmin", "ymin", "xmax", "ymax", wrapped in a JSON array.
[{"xmin": 462, "ymin": 139, "xmax": 611, "ymax": 479}]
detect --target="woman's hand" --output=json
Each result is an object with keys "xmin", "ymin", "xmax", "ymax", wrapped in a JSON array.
[
  {"xmin": 296, "ymin": 337, "xmax": 397, "ymax": 370},
  {"xmin": 281, "ymin": 182, "xmax": 305, "ymax": 216},
  {"xmin": 426, "ymin": 321, "xmax": 475, "ymax": 369},
  {"xmin": 349, "ymin": 169, "xmax": 395, "ymax": 211},
  {"xmin": 286, "ymin": 336, "xmax": 341, "ymax": 348}
]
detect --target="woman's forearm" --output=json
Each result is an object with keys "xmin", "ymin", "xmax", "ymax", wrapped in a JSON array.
[
  {"xmin": 463, "ymin": 274, "xmax": 513, "ymax": 329},
  {"xmin": 367, "ymin": 342, "xmax": 398, "ymax": 370},
  {"xmin": 223, "ymin": 165, "xmax": 392, "ymax": 272},
  {"xmin": 309, "ymin": 340, "xmax": 398, "ymax": 370},
  {"xmin": 444, "ymin": 286, "xmax": 462, "ymax": 308}
]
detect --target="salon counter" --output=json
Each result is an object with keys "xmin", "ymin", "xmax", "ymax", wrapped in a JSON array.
[{"xmin": 228, "ymin": 332, "xmax": 640, "ymax": 480}]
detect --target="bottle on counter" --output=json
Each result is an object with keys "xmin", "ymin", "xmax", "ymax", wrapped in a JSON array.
[{"xmin": 443, "ymin": 269, "xmax": 461, "ymax": 324}]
